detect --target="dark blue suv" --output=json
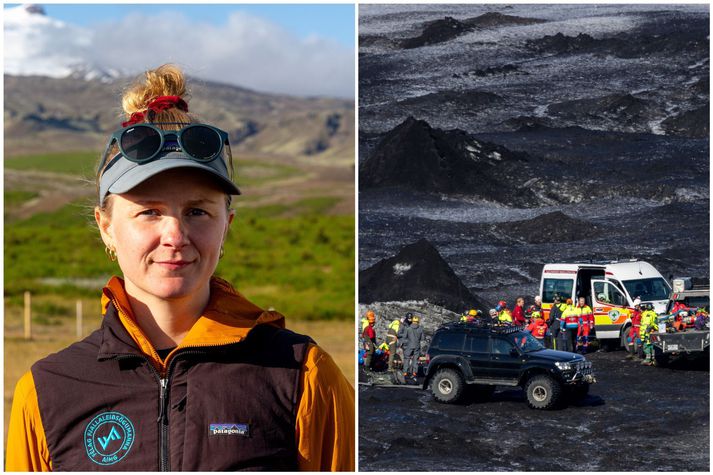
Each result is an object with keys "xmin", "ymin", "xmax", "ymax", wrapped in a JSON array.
[{"xmin": 423, "ymin": 322, "xmax": 596, "ymax": 409}]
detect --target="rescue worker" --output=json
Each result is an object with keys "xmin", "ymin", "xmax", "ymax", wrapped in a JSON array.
[
  {"xmin": 397, "ymin": 312, "xmax": 413, "ymax": 367},
  {"xmin": 402, "ymin": 315, "xmax": 425, "ymax": 382},
  {"xmin": 547, "ymin": 294, "xmax": 565, "ymax": 349},
  {"xmin": 575, "ymin": 297, "xmax": 594, "ymax": 354},
  {"xmin": 496, "ymin": 300, "xmax": 513, "ymax": 325},
  {"xmin": 626, "ymin": 299, "xmax": 643, "ymax": 358},
  {"xmin": 362, "ymin": 310, "xmax": 374, "ymax": 332},
  {"xmin": 526, "ymin": 311, "xmax": 548, "ymax": 342},
  {"xmin": 362, "ymin": 311, "xmax": 377, "ymax": 369},
  {"xmin": 560, "ymin": 298, "xmax": 578, "ymax": 352},
  {"xmin": 460, "ymin": 309, "xmax": 478, "ymax": 323},
  {"xmin": 386, "ymin": 317, "xmax": 400, "ymax": 371},
  {"xmin": 512, "ymin": 298, "xmax": 526, "ymax": 326},
  {"xmin": 639, "ymin": 303, "xmax": 658, "ymax": 365},
  {"xmin": 488, "ymin": 308, "xmax": 498, "ymax": 324},
  {"xmin": 533, "ymin": 295, "xmax": 543, "ymax": 322}
]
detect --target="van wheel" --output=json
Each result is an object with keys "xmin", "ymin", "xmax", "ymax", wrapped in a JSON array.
[
  {"xmin": 525, "ymin": 375, "xmax": 562, "ymax": 410},
  {"xmin": 430, "ymin": 368, "xmax": 464, "ymax": 404},
  {"xmin": 620, "ymin": 326, "xmax": 631, "ymax": 352}
]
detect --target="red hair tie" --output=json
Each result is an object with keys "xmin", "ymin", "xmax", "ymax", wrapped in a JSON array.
[{"xmin": 122, "ymin": 95, "xmax": 189, "ymax": 127}]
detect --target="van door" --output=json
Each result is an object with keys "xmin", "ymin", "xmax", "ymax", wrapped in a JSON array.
[{"xmin": 591, "ymin": 279, "xmax": 633, "ymax": 340}]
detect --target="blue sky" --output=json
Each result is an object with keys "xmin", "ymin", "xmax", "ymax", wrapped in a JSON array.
[{"xmin": 5, "ymin": 3, "xmax": 355, "ymax": 47}]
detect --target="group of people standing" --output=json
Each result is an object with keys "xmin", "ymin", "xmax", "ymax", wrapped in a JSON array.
[
  {"xmin": 360, "ymin": 311, "xmax": 425, "ymax": 381},
  {"xmin": 460, "ymin": 294, "xmax": 596, "ymax": 354}
]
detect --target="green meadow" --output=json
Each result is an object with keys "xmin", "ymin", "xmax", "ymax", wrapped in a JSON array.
[{"xmin": 5, "ymin": 151, "xmax": 354, "ymax": 320}]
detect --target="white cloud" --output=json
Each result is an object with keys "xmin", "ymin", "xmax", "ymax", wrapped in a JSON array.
[
  {"xmin": 5, "ymin": 5, "xmax": 354, "ymax": 98},
  {"xmin": 88, "ymin": 11, "xmax": 354, "ymax": 98}
]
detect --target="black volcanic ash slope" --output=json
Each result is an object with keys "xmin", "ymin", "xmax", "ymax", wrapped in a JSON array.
[
  {"xmin": 359, "ymin": 238, "xmax": 488, "ymax": 312},
  {"xmin": 494, "ymin": 211, "xmax": 604, "ymax": 244},
  {"xmin": 359, "ymin": 116, "xmax": 542, "ymax": 206},
  {"xmin": 401, "ymin": 12, "xmax": 546, "ymax": 49}
]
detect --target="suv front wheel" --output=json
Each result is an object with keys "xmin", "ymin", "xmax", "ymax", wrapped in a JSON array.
[
  {"xmin": 430, "ymin": 368, "xmax": 464, "ymax": 403},
  {"xmin": 525, "ymin": 375, "xmax": 562, "ymax": 410}
]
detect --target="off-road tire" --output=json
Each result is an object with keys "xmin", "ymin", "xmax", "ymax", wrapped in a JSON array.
[
  {"xmin": 430, "ymin": 368, "xmax": 464, "ymax": 404},
  {"xmin": 566, "ymin": 383, "xmax": 590, "ymax": 401},
  {"xmin": 525, "ymin": 375, "xmax": 562, "ymax": 410}
]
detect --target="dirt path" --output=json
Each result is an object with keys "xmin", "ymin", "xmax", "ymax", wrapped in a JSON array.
[{"xmin": 359, "ymin": 351, "xmax": 709, "ymax": 471}]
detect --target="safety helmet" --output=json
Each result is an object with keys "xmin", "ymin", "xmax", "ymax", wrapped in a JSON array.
[
  {"xmin": 476, "ymin": 309, "xmax": 483, "ymax": 316},
  {"xmin": 405, "ymin": 312, "xmax": 413, "ymax": 318},
  {"xmin": 468, "ymin": 309, "xmax": 477, "ymax": 316},
  {"xmin": 646, "ymin": 303, "xmax": 654, "ymax": 311},
  {"xmin": 597, "ymin": 293, "xmax": 607, "ymax": 301},
  {"xmin": 633, "ymin": 298, "xmax": 641, "ymax": 307},
  {"xmin": 366, "ymin": 310, "xmax": 376, "ymax": 323},
  {"xmin": 553, "ymin": 294, "xmax": 561, "ymax": 302},
  {"xmin": 498, "ymin": 300, "xmax": 507, "ymax": 308},
  {"xmin": 532, "ymin": 311, "xmax": 542, "ymax": 320},
  {"xmin": 412, "ymin": 315, "xmax": 420, "ymax": 323}
]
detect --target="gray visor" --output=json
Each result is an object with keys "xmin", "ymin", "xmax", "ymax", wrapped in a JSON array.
[{"xmin": 99, "ymin": 151, "xmax": 241, "ymax": 206}]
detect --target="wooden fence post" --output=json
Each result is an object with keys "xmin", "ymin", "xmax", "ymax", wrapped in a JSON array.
[
  {"xmin": 76, "ymin": 300, "xmax": 83, "ymax": 339},
  {"xmin": 24, "ymin": 291, "xmax": 32, "ymax": 340}
]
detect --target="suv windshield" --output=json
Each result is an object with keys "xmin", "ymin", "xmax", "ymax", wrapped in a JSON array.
[
  {"xmin": 511, "ymin": 333, "xmax": 545, "ymax": 352},
  {"xmin": 622, "ymin": 277, "xmax": 671, "ymax": 301}
]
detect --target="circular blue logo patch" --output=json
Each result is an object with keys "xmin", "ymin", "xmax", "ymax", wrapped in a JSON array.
[{"xmin": 84, "ymin": 411, "xmax": 135, "ymax": 466}]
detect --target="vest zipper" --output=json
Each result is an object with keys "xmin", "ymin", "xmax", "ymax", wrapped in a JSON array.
[{"xmin": 158, "ymin": 377, "xmax": 169, "ymax": 471}]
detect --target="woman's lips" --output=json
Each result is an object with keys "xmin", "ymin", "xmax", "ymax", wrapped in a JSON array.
[{"xmin": 154, "ymin": 260, "xmax": 192, "ymax": 271}]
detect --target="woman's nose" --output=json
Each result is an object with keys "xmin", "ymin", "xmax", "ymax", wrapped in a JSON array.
[{"xmin": 160, "ymin": 217, "xmax": 189, "ymax": 247}]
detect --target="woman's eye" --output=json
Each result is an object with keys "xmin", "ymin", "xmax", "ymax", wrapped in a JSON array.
[{"xmin": 188, "ymin": 208, "xmax": 208, "ymax": 216}]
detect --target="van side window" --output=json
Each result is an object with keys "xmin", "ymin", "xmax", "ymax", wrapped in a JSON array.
[{"xmin": 594, "ymin": 282, "xmax": 628, "ymax": 306}]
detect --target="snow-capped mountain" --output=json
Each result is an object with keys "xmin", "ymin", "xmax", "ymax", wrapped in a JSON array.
[{"xmin": 4, "ymin": 4, "xmax": 121, "ymax": 81}]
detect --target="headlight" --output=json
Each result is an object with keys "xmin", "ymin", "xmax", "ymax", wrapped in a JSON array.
[{"xmin": 555, "ymin": 362, "xmax": 573, "ymax": 371}]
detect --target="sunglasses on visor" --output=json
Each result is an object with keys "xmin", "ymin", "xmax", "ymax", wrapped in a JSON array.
[{"xmin": 99, "ymin": 123, "xmax": 230, "ymax": 173}]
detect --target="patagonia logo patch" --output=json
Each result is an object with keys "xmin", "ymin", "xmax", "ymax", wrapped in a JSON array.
[
  {"xmin": 84, "ymin": 411, "xmax": 135, "ymax": 466},
  {"xmin": 210, "ymin": 423, "xmax": 250, "ymax": 437}
]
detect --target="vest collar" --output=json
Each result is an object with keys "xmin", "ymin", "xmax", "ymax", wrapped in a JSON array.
[{"xmin": 99, "ymin": 276, "xmax": 285, "ymax": 373}]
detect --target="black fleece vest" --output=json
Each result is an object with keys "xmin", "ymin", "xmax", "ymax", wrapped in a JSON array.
[{"xmin": 31, "ymin": 305, "xmax": 311, "ymax": 471}]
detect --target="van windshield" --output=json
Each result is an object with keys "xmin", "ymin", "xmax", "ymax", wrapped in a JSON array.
[
  {"xmin": 542, "ymin": 278, "xmax": 573, "ymax": 302},
  {"xmin": 622, "ymin": 278, "xmax": 671, "ymax": 301}
]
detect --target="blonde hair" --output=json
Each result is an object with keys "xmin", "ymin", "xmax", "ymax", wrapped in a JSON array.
[
  {"xmin": 96, "ymin": 64, "xmax": 234, "ymax": 211},
  {"xmin": 121, "ymin": 64, "xmax": 192, "ymax": 128}
]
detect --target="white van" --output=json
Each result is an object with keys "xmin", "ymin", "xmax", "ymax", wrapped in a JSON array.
[{"xmin": 539, "ymin": 260, "xmax": 671, "ymax": 346}]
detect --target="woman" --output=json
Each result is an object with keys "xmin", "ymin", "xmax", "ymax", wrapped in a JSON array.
[{"xmin": 7, "ymin": 65, "xmax": 354, "ymax": 471}]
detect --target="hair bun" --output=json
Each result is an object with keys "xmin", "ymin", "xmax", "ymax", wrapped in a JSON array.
[{"xmin": 122, "ymin": 64, "xmax": 189, "ymax": 118}]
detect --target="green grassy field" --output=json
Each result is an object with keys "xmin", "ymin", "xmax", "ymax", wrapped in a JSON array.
[{"xmin": 5, "ymin": 150, "xmax": 356, "ymax": 448}]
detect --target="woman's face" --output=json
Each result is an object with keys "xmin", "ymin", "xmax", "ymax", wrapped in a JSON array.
[{"xmin": 96, "ymin": 168, "xmax": 234, "ymax": 303}]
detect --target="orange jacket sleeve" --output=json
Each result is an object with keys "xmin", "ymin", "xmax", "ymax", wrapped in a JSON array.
[
  {"xmin": 6, "ymin": 371, "xmax": 52, "ymax": 471},
  {"xmin": 295, "ymin": 344, "xmax": 355, "ymax": 471}
]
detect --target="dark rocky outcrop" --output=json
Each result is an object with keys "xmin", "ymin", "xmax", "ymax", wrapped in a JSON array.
[
  {"xmin": 546, "ymin": 93, "xmax": 662, "ymax": 132},
  {"xmin": 398, "ymin": 89, "xmax": 503, "ymax": 110},
  {"xmin": 494, "ymin": 211, "xmax": 604, "ymax": 244},
  {"xmin": 359, "ymin": 117, "xmax": 542, "ymax": 207},
  {"xmin": 662, "ymin": 104, "xmax": 710, "ymax": 139},
  {"xmin": 526, "ymin": 17, "xmax": 709, "ymax": 59},
  {"xmin": 401, "ymin": 12, "xmax": 546, "ymax": 49},
  {"xmin": 359, "ymin": 239, "xmax": 488, "ymax": 312}
]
